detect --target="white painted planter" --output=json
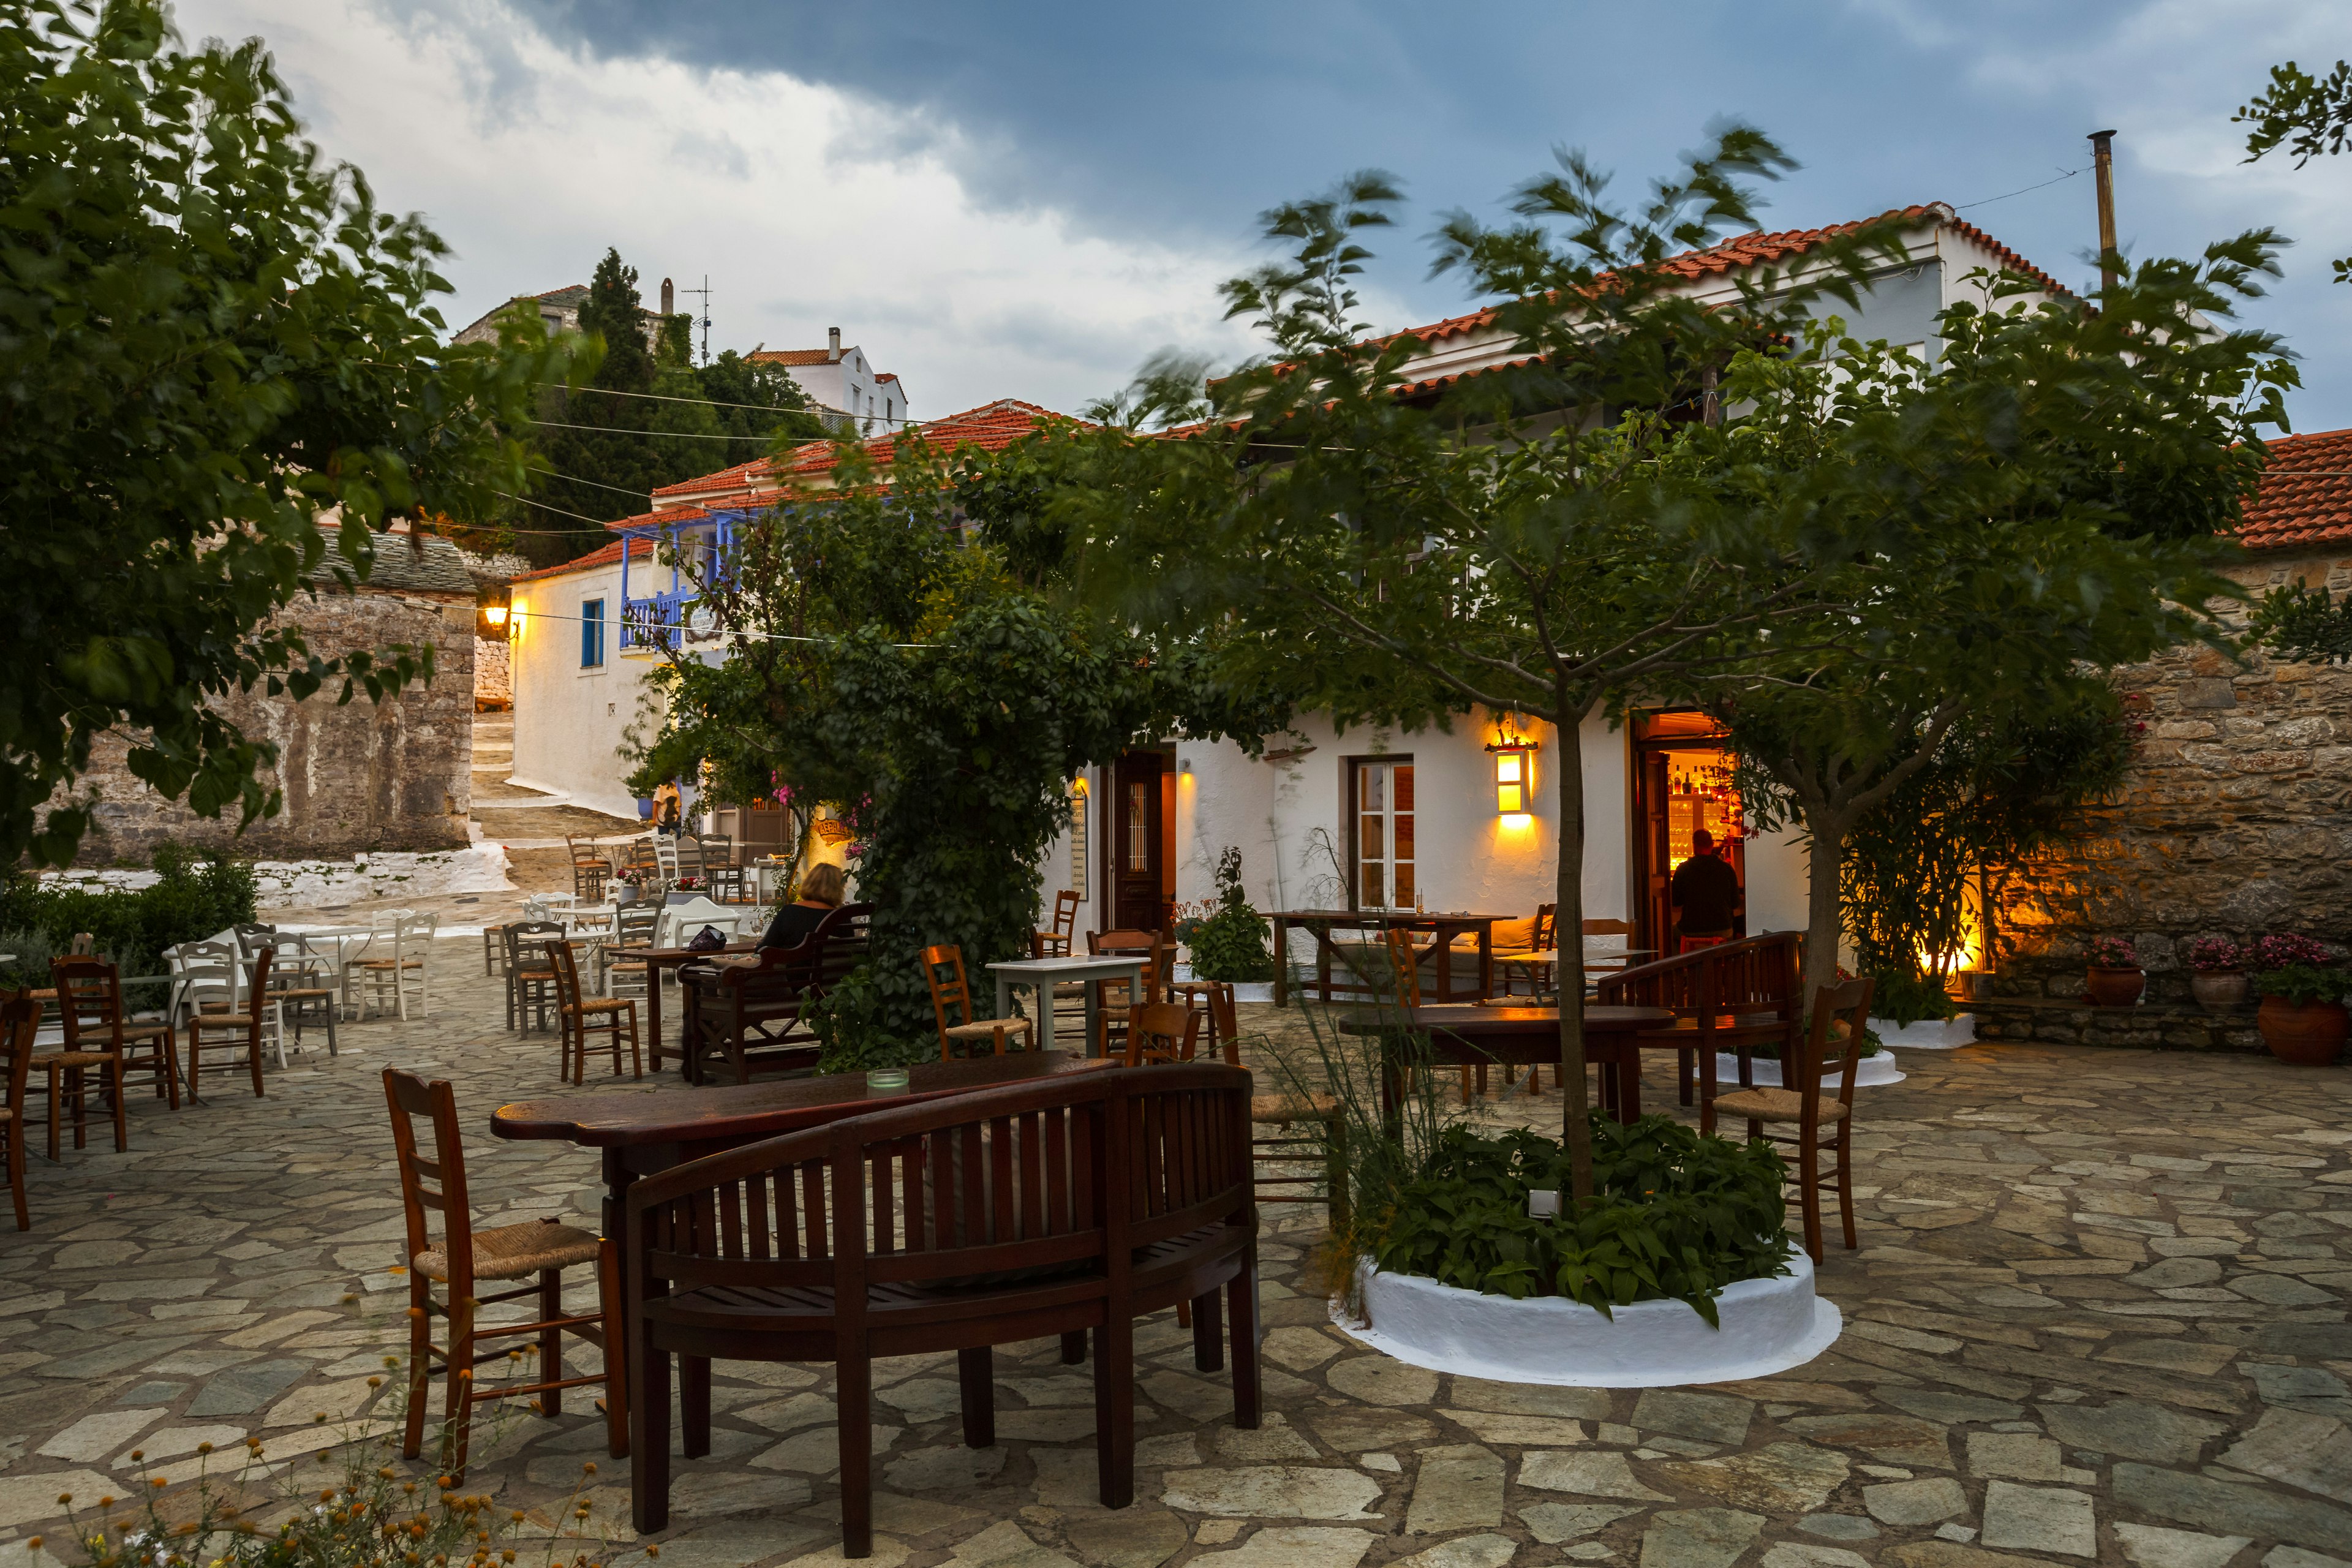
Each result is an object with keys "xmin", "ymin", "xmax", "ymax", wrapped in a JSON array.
[
  {"xmin": 1869, "ymin": 1014, "xmax": 1976, "ymax": 1049},
  {"xmin": 1169, "ymin": 964, "xmax": 1275, "ymax": 1005},
  {"xmin": 1335, "ymin": 1251, "xmax": 1841, "ymax": 1388},
  {"xmin": 1712, "ymin": 1052, "xmax": 1905, "ymax": 1089}
]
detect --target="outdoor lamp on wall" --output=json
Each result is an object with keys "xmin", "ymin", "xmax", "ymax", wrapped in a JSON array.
[
  {"xmin": 483, "ymin": 603, "xmax": 508, "ymax": 627},
  {"xmin": 1487, "ymin": 739, "xmax": 1534, "ymax": 815}
]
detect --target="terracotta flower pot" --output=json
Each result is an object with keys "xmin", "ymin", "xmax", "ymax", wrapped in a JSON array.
[
  {"xmin": 2256, "ymin": 997, "xmax": 2350, "ymax": 1066},
  {"xmin": 2190, "ymin": 970, "xmax": 2249, "ymax": 1011},
  {"xmin": 2084, "ymin": 966, "xmax": 2146, "ymax": 1008}
]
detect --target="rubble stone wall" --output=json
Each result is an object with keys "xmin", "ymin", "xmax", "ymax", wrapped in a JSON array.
[
  {"xmin": 473, "ymin": 636, "xmax": 510, "ymax": 708},
  {"xmin": 69, "ymin": 589, "xmax": 476, "ymax": 864},
  {"xmin": 1978, "ymin": 545, "xmax": 2352, "ymax": 1049}
]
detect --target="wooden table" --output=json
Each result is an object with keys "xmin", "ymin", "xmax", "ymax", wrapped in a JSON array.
[
  {"xmin": 606, "ymin": 940, "xmax": 758, "ymax": 1071},
  {"xmin": 1268, "ymin": 910, "xmax": 1509, "ymax": 1006},
  {"xmin": 1338, "ymin": 1003, "xmax": 1675, "ymax": 1123},
  {"xmin": 1494, "ymin": 948, "xmax": 1659, "ymax": 995},
  {"xmin": 987, "ymin": 954, "xmax": 1145, "ymax": 1055}
]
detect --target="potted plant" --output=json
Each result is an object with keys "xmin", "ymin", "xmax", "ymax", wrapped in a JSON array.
[
  {"xmin": 2250, "ymin": 934, "xmax": 2350, "ymax": 1066},
  {"xmin": 2183, "ymin": 935, "xmax": 2249, "ymax": 1011},
  {"xmin": 2084, "ymin": 935, "xmax": 2145, "ymax": 1008},
  {"xmin": 1181, "ymin": 847, "xmax": 1277, "ymax": 986}
]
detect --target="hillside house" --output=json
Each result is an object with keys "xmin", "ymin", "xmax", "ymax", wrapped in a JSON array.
[{"xmin": 750, "ymin": 331, "xmax": 908, "ymax": 432}]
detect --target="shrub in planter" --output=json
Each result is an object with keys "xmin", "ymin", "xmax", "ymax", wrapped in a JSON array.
[
  {"xmin": 2084, "ymin": 934, "xmax": 2145, "ymax": 1008},
  {"xmin": 0, "ymin": 846, "xmax": 257, "ymax": 978},
  {"xmin": 1867, "ymin": 967, "xmax": 1955, "ymax": 1028},
  {"xmin": 2253, "ymin": 960, "xmax": 2351, "ymax": 1066},
  {"xmin": 1175, "ymin": 846, "xmax": 1275, "ymax": 984},
  {"xmin": 1370, "ymin": 1119, "xmax": 1793, "ymax": 1324},
  {"xmin": 2183, "ymin": 935, "xmax": 2248, "ymax": 1011}
]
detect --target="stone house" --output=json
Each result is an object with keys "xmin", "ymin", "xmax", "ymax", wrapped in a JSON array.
[
  {"xmin": 1976, "ymin": 426, "xmax": 2352, "ymax": 1050},
  {"xmin": 70, "ymin": 532, "xmax": 479, "ymax": 862}
]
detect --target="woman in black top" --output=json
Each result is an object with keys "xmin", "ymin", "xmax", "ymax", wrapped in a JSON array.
[{"xmin": 761, "ymin": 862, "xmax": 847, "ymax": 948}]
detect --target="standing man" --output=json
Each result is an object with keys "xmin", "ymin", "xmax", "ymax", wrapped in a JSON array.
[{"xmin": 1670, "ymin": 829, "xmax": 1743, "ymax": 952}]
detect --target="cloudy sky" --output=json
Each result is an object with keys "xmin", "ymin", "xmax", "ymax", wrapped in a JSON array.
[{"xmin": 177, "ymin": 0, "xmax": 2352, "ymax": 431}]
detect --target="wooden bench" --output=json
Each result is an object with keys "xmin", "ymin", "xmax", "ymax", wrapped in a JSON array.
[
  {"xmin": 1595, "ymin": 930, "xmax": 1803, "ymax": 1131},
  {"xmin": 679, "ymin": 903, "xmax": 871, "ymax": 1085}
]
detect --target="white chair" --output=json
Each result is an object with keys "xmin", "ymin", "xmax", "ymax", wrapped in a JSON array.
[
  {"xmin": 605, "ymin": 904, "xmax": 660, "ymax": 1002},
  {"xmin": 654, "ymin": 837, "xmax": 679, "ymax": 888},
  {"xmin": 359, "ymin": 913, "xmax": 437, "ymax": 1020},
  {"xmin": 654, "ymin": 897, "xmax": 742, "ymax": 951},
  {"xmin": 170, "ymin": 939, "xmax": 287, "ymax": 1065}
]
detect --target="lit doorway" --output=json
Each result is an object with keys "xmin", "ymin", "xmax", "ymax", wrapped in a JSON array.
[
  {"xmin": 1105, "ymin": 747, "xmax": 1177, "ymax": 933},
  {"xmin": 1630, "ymin": 711, "xmax": 1749, "ymax": 955}
]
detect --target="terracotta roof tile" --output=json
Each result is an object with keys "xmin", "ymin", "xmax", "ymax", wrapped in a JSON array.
[
  {"xmin": 749, "ymin": 348, "xmax": 839, "ymax": 367},
  {"xmin": 2239, "ymin": 428, "xmax": 2352, "ymax": 552},
  {"xmin": 601, "ymin": 504, "xmax": 712, "ymax": 533},
  {"xmin": 652, "ymin": 400, "xmax": 1073, "ymax": 502},
  {"xmin": 511, "ymin": 538, "xmax": 627, "ymax": 582}
]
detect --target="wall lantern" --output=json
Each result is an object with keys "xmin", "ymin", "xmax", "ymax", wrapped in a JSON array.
[
  {"xmin": 1485, "ymin": 718, "xmax": 1536, "ymax": 815},
  {"xmin": 483, "ymin": 603, "xmax": 508, "ymax": 627}
]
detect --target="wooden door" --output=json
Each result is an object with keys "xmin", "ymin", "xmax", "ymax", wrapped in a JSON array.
[
  {"xmin": 1112, "ymin": 751, "xmax": 1166, "ymax": 932},
  {"xmin": 1636, "ymin": 750, "xmax": 1671, "ymax": 954}
]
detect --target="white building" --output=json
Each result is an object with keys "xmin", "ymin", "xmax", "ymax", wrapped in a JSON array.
[
  {"xmin": 1045, "ymin": 203, "xmax": 2074, "ymax": 962},
  {"xmin": 751, "ymin": 330, "xmax": 908, "ymax": 432}
]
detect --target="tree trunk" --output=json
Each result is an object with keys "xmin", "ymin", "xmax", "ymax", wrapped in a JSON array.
[
  {"xmin": 1552, "ymin": 704, "xmax": 1593, "ymax": 1200},
  {"xmin": 1798, "ymin": 805, "xmax": 1853, "ymax": 1012}
]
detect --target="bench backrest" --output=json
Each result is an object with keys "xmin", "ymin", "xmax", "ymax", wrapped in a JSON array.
[
  {"xmin": 1596, "ymin": 929, "xmax": 1801, "ymax": 1017},
  {"xmin": 627, "ymin": 1063, "xmax": 1251, "ymax": 1304}
]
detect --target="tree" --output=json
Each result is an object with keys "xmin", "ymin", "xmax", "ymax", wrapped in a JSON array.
[
  {"xmin": 2238, "ymin": 59, "xmax": 2352, "ymax": 282},
  {"xmin": 697, "ymin": 350, "xmax": 826, "ymax": 469},
  {"xmin": 1685, "ymin": 243, "xmax": 2291, "ymax": 1005},
  {"xmin": 627, "ymin": 430, "xmax": 1283, "ymax": 1053},
  {"xmin": 1065, "ymin": 133, "xmax": 1899, "ymax": 1196},
  {"xmin": 0, "ymin": 0, "xmax": 566, "ymax": 867}
]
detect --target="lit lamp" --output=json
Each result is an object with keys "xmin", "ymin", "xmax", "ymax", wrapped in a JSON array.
[
  {"xmin": 483, "ymin": 603, "xmax": 508, "ymax": 627},
  {"xmin": 1487, "ymin": 741, "xmax": 1534, "ymax": 815}
]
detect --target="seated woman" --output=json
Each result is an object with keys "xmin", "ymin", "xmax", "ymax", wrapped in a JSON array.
[{"xmin": 760, "ymin": 862, "xmax": 846, "ymax": 949}]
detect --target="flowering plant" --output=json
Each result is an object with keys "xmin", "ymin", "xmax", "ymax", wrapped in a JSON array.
[
  {"xmin": 2087, "ymin": 935, "xmax": 2139, "ymax": 968},
  {"xmin": 2182, "ymin": 935, "xmax": 2246, "ymax": 973},
  {"xmin": 2250, "ymin": 933, "xmax": 2334, "ymax": 971}
]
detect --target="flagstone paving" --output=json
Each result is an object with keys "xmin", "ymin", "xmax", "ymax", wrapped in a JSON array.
[{"xmin": 2, "ymin": 932, "xmax": 2349, "ymax": 1568}]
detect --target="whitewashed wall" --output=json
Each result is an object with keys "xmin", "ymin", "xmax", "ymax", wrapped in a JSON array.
[{"xmin": 508, "ymin": 562, "xmax": 665, "ymax": 820}]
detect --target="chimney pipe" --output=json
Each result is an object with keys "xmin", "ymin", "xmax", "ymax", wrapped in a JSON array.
[
  {"xmin": 660, "ymin": 277, "xmax": 674, "ymax": 315},
  {"xmin": 2088, "ymin": 130, "xmax": 2119, "ymax": 293},
  {"xmin": 827, "ymin": 326, "xmax": 841, "ymax": 363}
]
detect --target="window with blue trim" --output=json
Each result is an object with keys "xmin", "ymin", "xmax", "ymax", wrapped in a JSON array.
[{"xmin": 581, "ymin": 598, "xmax": 605, "ymax": 668}]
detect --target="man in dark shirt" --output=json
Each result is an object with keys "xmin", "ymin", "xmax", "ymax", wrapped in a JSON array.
[{"xmin": 1670, "ymin": 829, "xmax": 1742, "ymax": 949}]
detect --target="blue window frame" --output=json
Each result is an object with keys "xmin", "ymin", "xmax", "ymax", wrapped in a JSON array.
[{"xmin": 581, "ymin": 598, "xmax": 605, "ymax": 668}]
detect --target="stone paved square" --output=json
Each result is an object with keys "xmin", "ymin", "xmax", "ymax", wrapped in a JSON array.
[{"xmin": 4, "ymin": 889, "xmax": 2349, "ymax": 1568}]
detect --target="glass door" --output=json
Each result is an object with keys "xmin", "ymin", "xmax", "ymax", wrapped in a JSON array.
[{"xmin": 1353, "ymin": 760, "xmax": 1415, "ymax": 911}]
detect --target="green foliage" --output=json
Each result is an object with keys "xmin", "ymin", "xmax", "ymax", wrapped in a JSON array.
[
  {"xmin": 1181, "ymin": 846, "xmax": 1275, "ymax": 983},
  {"xmin": 1370, "ymin": 1122, "xmax": 1794, "ymax": 1324},
  {"xmin": 0, "ymin": 927, "xmax": 58, "ymax": 992},
  {"xmin": 0, "ymin": 846, "xmax": 257, "ymax": 977},
  {"xmin": 806, "ymin": 966, "xmax": 925, "ymax": 1072},
  {"xmin": 1836, "ymin": 690, "xmax": 2136, "ymax": 1023},
  {"xmin": 2251, "ymin": 581, "xmax": 2352, "ymax": 663},
  {"xmin": 2255, "ymin": 963, "xmax": 2352, "ymax": 1005},
  {"xmin": 628, "ymin": 431, "xmax": 1288, "ymax": 1047},
  {"xmin": 0, "ymin": 0, "xmax": 571, "ymax": 866},
  {"xmin": 2238, "ymin": 58, "xmax": 2352, "ymax": 282}
]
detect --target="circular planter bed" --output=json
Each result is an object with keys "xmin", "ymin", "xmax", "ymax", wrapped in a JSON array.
[
  {"xmin": 1712, "ymin": 1052, "xmax": 1904, "ymax": 1089},
  {"xmin": 1335, "ymin": 1251, "xmax": 1841, "ymax": 1387},
  {"xmin": 1869, "ymin": 1014, "xmax": 1975, "ymax": 1049},
  {"xmin": 1169, "ymin": 964, "xmax": 1275, "ymax": 1004}
]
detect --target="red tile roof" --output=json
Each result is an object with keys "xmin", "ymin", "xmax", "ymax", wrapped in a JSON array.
[
  {"xmin": 1387, "ymin": 203, "xmax": 2071, "ymax": 352},
  {"xmin": 749, "ymin": 349, "xmax": 838, "ymax": 367},
  {"xmin": 651, "ymin": 400, "xmax": 1071, "ymax": 502},
  {"xmin": 2240, "ymin": 428, "xmax": 2352, "ymax": 552},
  {"xmin": 876, "ymin": 372, "xmax": 900, "ymax": 384},
  {"xmin": 512, "ymin": 538, "xmax": 627, "ymax": 582},
  {"xmin": 600, "ymin": 503, "xmax": 711, "ymax": 535}
]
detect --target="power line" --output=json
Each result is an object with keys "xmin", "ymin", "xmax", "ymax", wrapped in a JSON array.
[
  {"xmin": 528, "ymin": 417, "xmax": 802, "ymax": 442},
  {"xmin": 1956, "ymin": 167, "xmax": 2084, "ymax": 212},
  {"xmin": 488, "ymin": 491, "xmax": 628, "ymax": 530},
  {"xmin": 540, "ymin": 380, "xmax": 916, "ymax": 429},
  {"xmin": 505, "ymin": 601, "xmax": 940, "ymax": 651},
  {"xmin": 529, "ymin": 467, "xmax": 652, "ymax": 502}
]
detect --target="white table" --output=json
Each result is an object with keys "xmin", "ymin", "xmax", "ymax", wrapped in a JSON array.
[{"xmin": 988, "ymin": 954, "xmax": 1145, "ymax": 1057}]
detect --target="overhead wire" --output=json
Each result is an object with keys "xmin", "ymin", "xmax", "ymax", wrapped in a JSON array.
[
  {"xmin": 538, "ymin": 379, "xmax": 918, "ymax": 429},
  {"xmin": 1955, "ymin": 167, "xmax": 2084, "ymax": 211}
]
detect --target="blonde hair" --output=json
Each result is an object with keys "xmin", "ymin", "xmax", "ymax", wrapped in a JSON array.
[{"xmin": 798, "ymin": 862, "xmax": 848, "ymax": 906}]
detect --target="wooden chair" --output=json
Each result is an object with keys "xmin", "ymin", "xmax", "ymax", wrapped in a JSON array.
[
  {"xmin": 0, "ymin": 995, "xmax": 35, "ymax": 1229},
  {"xmin": 1597, "ymin": 931, "xmax": 1802, "ymax": 1128},
  {"xmin": 383, "ymin": 1069, "xmax": 626, "ymax": 1479},
  {"xmin": 605, "ymin": 903, "xmax": 660, "ymax": 1001},
  {"xmin": 1123, "ymin": 1001, "xmax": 1198, "ymax": 1066},
  {"xmin": 1029, "ymin": 931, "xmax": 1090, "ymax": 1011},
  {"xmin": 186, "ymin": 949, "xmax": 273, "ymax": 1101},
  {"xmin": 923, "ymin": 945, "xmax": 1037, "ymax": 1060},
  {"xmin": 1382, "ymin": 926, "xmax": 1474, "ymax": 1102},
  {"xmin": 624, "ymin": 1065, "xmax": 1261, "ymax": 1555},
  {"xmin": 53, "ymin": 954, "xmax": 179, "ymax": 1112},
  {"xmin": 36, "ymin": 955, "xmax": 130, "ymax": 1159},
  {"xmin": 548, "ymin": 940, "xmax": 641, "ymax": 1085},
  {"xmin": 1714, "ymin": 976, "xmax": 1874, "ymax": 1263},
  {"xmin": 504, "ymin": 921, "xmax": 565, "ymax": 1033},
  {"xmin": 681, "ymin": 904, "xmax": 870, "ymax": 1085},
  {"xmin": 1494, "ymin": 903, "xmax": 1559, "ymax": 999},
  {"xmin": 1202, "ymin": 982, "xmax": 1349, "ymax": 1231},
  {"xmin": 1035, "ymin": 889, "xmax": 1080, "ymax": 957},
  {"xmin": 567, "ymin": 835, "xmax": 614, "ymax": 903},
  {"xmin": 482, "ymin": 922, "xmax": 511, "ymax": 979},
  {"xmin": 1085, "ymin": 928, "xmax": 1167, "ymax": 1058},
  {"xmin": 264, "ymin": 935, "xmax": 340, "ymax": 1056}
]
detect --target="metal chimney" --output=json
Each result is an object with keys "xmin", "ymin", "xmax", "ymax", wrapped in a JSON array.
[
  {"xmin": 2088, "ymin": 130, "xmax": 2119, "ymax": 292},
  {"xmin": 827, "ymin": 326, "xmax": 842, "ymax": 363},
  {"xmin": 660, "ymin": 277, "xmax": 674, "ymax": 315}
]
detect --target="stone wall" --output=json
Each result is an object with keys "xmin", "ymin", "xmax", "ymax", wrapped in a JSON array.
[
  {"xmin": 473, "ymin": 636, "xmax": 510, "ymax": 708},
  {"xmin": 1975, "ymin": 546, "xmax": 2352, "ymax": 1048},
  {"xmin": 70, "ymin": 588, "xmax": 476, "ymax": 863}
]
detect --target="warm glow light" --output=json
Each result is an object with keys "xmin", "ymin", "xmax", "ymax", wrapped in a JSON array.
[
  {"xmin": 1498, "ymin": 812, "xmax": 1535, "ymax": 831},
  {"xmin": 1491, "ymin": 745, "xmax": 1532, "ymax": 814},
  {"xmin": 483, "ymin": 604, "xmax": 508, "ymax": 627}
]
